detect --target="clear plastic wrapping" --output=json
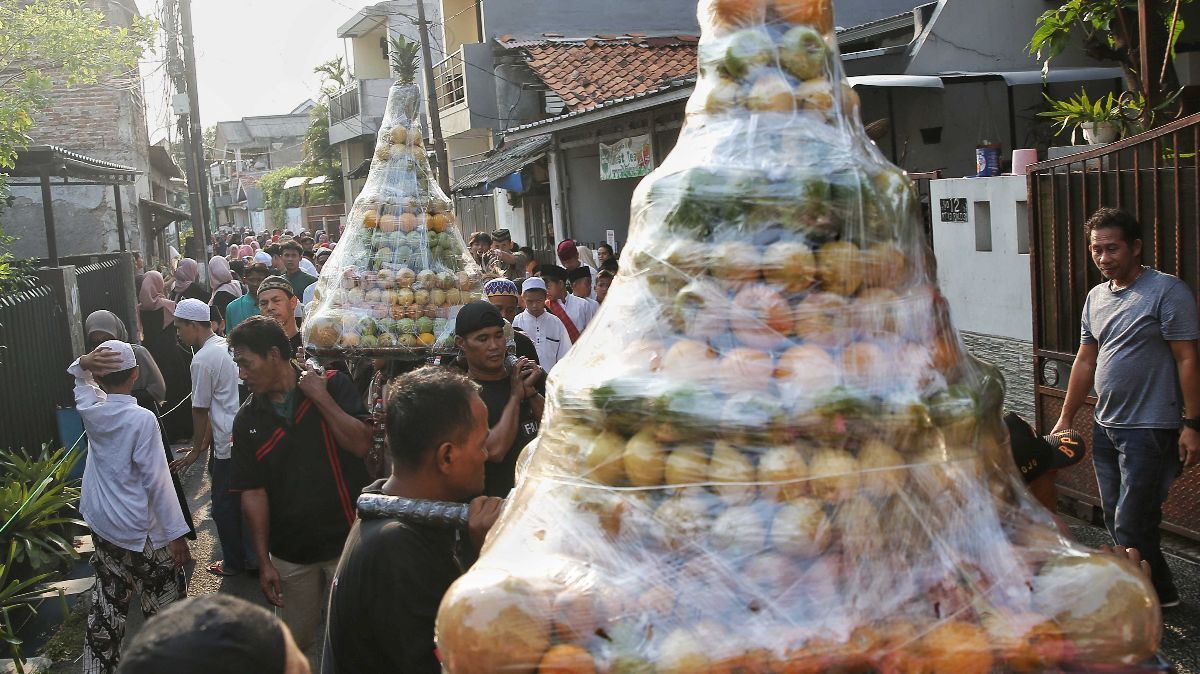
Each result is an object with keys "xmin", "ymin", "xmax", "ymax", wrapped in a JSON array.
[
  {"xmin": 302, "ymin": 84, "xmax": 484, "ymax": 356},
  {"xmin": 434, "ymin": 1, "xmax": 1163, "ymax": 671}
]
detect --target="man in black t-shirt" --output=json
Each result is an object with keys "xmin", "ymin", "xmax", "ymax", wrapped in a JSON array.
[
  {"xmin": 322, "ymin": 367, "xmax": 503, "ymax": 674},
  {"xmin": 453, "ymin": 301, "xmax": 543, "ymax": 497},
  {"xmin": 228, "ymin": 316, "xmax": 373, "ymax": 660}
]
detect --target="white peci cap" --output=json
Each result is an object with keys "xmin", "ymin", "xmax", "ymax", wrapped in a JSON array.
[
  {"xmin": 174, "ymin": 298, "xmax": 211, "ymax": 322},
  {"xmin": 97, "ymin": 339, "xmax": 137, "ymax": 370}
]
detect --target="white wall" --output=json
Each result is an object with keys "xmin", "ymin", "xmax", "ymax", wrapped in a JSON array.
[
  {"xmin": 930, "ymin": 175, "xmax": 1033, "ymax": 341},
  {"xmin": 492, "ymin": 189, "xmax": 527, "ymax": 244}
]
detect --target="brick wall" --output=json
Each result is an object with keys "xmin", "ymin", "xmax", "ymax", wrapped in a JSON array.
[
  {"xmin": 12, "ymin": 0, "xmax": 154, "ymax": 258},
  {"xmin": 29, "ymin": 84, "xmax": 125, "ymax": 153},
  {"xmin": 961, "ymin": 331, "xmax": 1036, "ymax": 423}
]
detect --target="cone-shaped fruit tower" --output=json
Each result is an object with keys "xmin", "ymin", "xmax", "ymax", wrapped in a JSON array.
[
  {"xmin": 436, "ymin": 1, "xmax": 1162, "ymax": 671},
  {"xmin": 303, "ymin": 36, "xmax": 483, "ymax": 355}
]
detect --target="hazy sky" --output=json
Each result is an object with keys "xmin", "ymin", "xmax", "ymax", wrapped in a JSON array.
[{"xmin": 135, "ymin": 0, "xmax": 370, "ymax": 144}]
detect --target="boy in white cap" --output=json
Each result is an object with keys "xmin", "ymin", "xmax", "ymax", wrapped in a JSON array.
[
  {"xmin": 171, "ymin": 298, "xmax": 252, "ymax": 578},
  {"xmin": 69, "ymin": 340, "xmax": 191, "ymax": 673},
  {"xmin": 511, "ymin": 277, "xmax": 572, "ymax": 372}
]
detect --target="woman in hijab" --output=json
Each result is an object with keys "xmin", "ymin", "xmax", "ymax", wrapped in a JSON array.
[
  {"xmin": 208, "ymin": 255, "xmax": 243, "ymax": 319},
  {"xmin": 171, "ymin": 258, "xmax": 210, "ymax": 303},
  {"xmin": 237, "ymin": 244, "xmax": 254, "ymax": 258},
  {"xmin": 84, "ymin": 310, "xmax": 196, "ymax": 540},
  {"xmin": 139, "ymin": 271, "xmax": 194, "ymax": 441}
]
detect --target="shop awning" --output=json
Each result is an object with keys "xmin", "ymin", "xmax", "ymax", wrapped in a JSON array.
[
  {"xmin": 450, "ymin": 134, "xmax": 553, "ymax": 194},
  {"xmin": 938, "ymin": 67, "xmax": 1124, "ymax": 86},
  {"xmin": 4, "ymin": 145, "xmax": 141, "ymax": 265},
  {"xmin": 847, "ymin": 75, "xmax": 944, "ymax": 89},
  {"xmin": 283, "ymin": 176, "xmax": 312, "ymax": 189},
  {"xmin": 141, "ymin": 198, "xmax": 191, "ymax": 233}
]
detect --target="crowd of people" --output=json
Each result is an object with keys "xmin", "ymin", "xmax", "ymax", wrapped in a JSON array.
[{"xmin": 67, "ymin": 210, "xmax": 1195, "ymax": 673}]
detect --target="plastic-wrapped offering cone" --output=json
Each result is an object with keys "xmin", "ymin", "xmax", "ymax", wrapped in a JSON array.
[
  {"xmin": 435, "ymin": 0, "xmax": 1162, "ymax": 671},
  {"xmin": 303, "ymin": 82, "xmax": 483, "ymax": 356}
]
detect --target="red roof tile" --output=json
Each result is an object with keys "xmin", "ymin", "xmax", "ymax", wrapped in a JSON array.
[{"xmin": 516, "ymin": 37, "xmax": 698, "ymax": 112}]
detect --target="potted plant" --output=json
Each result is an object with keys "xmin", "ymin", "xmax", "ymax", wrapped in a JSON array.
[{"xmin": 1039, "ymin": 89, "xmax": 1124, "ymax": 145}]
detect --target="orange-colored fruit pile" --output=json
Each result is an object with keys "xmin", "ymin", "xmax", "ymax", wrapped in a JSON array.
[
  {"xmin": 434, "ymin": 1, "xmax": 1163, "ymax": 672},
  {"xmin": 302, "ymin": 82, "xmax": 482, "ymax": 355}
]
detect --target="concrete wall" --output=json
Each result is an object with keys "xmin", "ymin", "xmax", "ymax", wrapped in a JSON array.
[
  {"xmin": 930, "ymin": 175, "xmax": 1032, "ymax": 341},
  {"xmin": 908, "ymin": 0, "xmax": 1101, "ymax": 75},
  {"xmin": 856, "ymin": 78, "xmax": 1122, "ymax": 177},
  {"xmin": 442, "ymin": 0, "xmax": 482, "ymax": 56},
  {"xmin": 482, "ymin": 0, "xmax": 699, "ymax": 40},
  {"xmin": 563, "ymin": 144, "xmax": 638, "ymax": 248},
  {"xmin": 834, "ymin": 0, "xmax": 926, "ymax": 30},
  {"xmin": 352, "ymin": 24, "xmax": 392, "ymax": 80},
  {"xmin": 931, "ymin": 174, "xmax": 1037, "ymax": 421}
]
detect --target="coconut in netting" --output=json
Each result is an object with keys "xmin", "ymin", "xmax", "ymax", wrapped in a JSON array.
[
  {"xmin": 434, "ymin": 1, "xmax": 1162, "ymax": 672},
  {"xmin": 303, "ymin": 46, "xmax": 484, "ymax": 356}
]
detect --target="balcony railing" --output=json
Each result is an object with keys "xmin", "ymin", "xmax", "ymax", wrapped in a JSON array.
[
  {"xmin": 329, "ymin": 81, "xmax": 361, "ymax": 126},
  {"xmin": 434, "ymin": 50, "xmax": 466, "ymax": 111}
]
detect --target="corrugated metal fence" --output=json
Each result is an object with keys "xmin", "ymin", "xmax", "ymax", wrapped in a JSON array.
[
  {"xmin": 75, "ymin": 256, "xmax": 137, "ymax": 339},
  {"xmin": 0, "ymin": 284, "xmax": 73, "ymax": 453}
]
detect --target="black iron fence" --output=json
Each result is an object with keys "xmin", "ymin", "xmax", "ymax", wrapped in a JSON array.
[
  {"xmin": 1028, "ymin": 112, "xmax": 1200, "ymax": 539},
  {"xmin": 0, "ymin": 284, "xmax": 73, "ymax": 453},
  {"xmin": 74, "ymin": 256, "xmax": 137, "ymax": 339}
]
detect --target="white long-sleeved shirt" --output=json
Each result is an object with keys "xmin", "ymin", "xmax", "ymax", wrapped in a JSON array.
[
  {"xmin": 559, "ymin": 293, "xmax": 597, "ymax": 333},
  {"xmin": 512, "ymin": 310, "xmax": 572, "ymax": 372},
  {"xmin": 70, "ymin": 359, "xmax": 188, "ymax": 552}
]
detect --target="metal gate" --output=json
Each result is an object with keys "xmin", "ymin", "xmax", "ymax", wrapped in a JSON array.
[
  {"xmin": 0, "ymin": 284, "xmax": 73, "ymax": 453},
  {"xmin": 1028, "ymin": 112, "xmax": 1200, "ymax": 539},
  {"xmin": 453, "ymin": 194, "xmax": 497, "ymax": 235}
]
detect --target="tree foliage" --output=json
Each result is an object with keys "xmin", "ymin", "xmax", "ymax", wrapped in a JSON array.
[
  {"xmin": 314, "ymin": 56, "xmax": 348, "ymax": 99},
  {"xmin": 0, "ymin": 0, "xmax": 154, "ymax": 290},
  {"xmin": 1029, "ymin": 0, "xmax": 1191, "ymax": 129}
]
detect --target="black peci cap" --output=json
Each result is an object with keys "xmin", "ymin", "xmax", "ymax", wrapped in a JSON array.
[{"xmin": 454, "ymin": 300, "xmax": 505, "ymax": 337}]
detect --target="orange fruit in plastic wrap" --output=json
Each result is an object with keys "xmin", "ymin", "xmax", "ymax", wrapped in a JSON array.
[
  {"xmin": 717, "ymin": 347, "xmax": 774, "ymax": 393},
  {"xmin": 379, "ymin": 213, "xmax": 399, "ymax": 232},
  {"xmin": 916, "ymin": 621, "xmax": 993, "ymax": 674},
  {"xmin": 436, "ymin": 570, "xmax": 552, "ymax": 674},
  {"xmin": 982, "ymin": 611, "xmax": 1067, "ymax": 673},
  {"xmin": 774, "ymin": 0, "xmax": 833, "ymax": 32},
  {"xmin": 731, "ymin": 284, "xmax": 792, "ymax": 349},
  {"xmin": 362, "ymin": 209, "xmax": 379, "ymax": 229},
  {"xmin": 429, "ymin": 213, "xmax": 449, "ymax": 232},
  {"xmin": 816, "ymin": 240, "xmax": 864, "ymax": 296},
  {"xmin": 761, "ymin": 240, "xmax": 817, "ymax": 293},
  {"xmin": 538, "ymin": 644, "xmax": 596, "ymax": 674},
  {"xmin": 708, "ymin": 0, "xmax": 766, "ymax": 28},
  {"xmin": 307, "ymin": 316, "xmax": 342, "ymax": 348},
  {"xmin": 1031, "ymin": 554, "xmax": 1161, "ymax": 664}
]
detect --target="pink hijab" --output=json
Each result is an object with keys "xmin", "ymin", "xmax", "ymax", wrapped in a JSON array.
[
  {"xmin": 208, "ymin": 255, "xmax": 243, "ymax": 299},
  {"xmin": 174, "ymin": 258, "xmax": 198, "ymax": 293},
  {"xmin": 138, "ymin": 271, "xmax": 176, "ymax": 327},
  {"xmin": 238, "ymin": 244, "xmax": 254, "ymax": 257}
]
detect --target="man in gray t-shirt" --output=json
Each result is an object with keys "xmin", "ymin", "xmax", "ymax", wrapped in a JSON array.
[{"xmin": 1055, "ymin": 208, "xmax": 1200, "ymax": 608}]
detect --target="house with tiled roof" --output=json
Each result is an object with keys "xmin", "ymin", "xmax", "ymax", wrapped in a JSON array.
[
  {"xmin": 210, "ymin": 101, "xmax": 315, "ymax": 231},
  {"xmin": 416, "ymin": 0, "xmax": 701, "ymax": 255}
]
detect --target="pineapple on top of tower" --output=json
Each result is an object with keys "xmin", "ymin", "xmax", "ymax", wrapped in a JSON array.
[{"xmin": 303, "ymin": 36, "xmax": 482, "ymax": 355}]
